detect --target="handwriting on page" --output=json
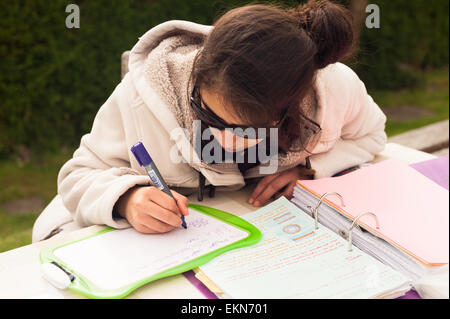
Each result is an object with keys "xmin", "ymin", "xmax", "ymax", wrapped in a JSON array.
[
  {"xmin": 199, "ymin": 197, "xmax": 409, "ymax": 298},
  {"xmin": 54, "ymin": 209, "xmax": 248, "ymax": 291}
]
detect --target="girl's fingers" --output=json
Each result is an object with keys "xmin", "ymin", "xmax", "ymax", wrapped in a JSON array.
[
  {"xmin": 133, "ymin": 222, "xmax": 159, "ymax": 234},
  {"xmin": 249, "ymin": 173, "xmax": 280, "ymax": 204},
  {"xmin": 136, "ymin": 211, "xmax": 176, "ymax": 233},
  {"xmin": 297, "ymin": 167, "xmax": 316, "ymax": 177},
  {"xmin": 252, "ymin": 174, "xmax": 292, "ymax": 207},
  {"xmin": 145, "ymin": 201, "xmax": 182, "ymax": 227},
  {"xmin": 146, "ymin": 187, "xmax": 182, "ymax": 216},
  {"xmin": 171, "ymin": 190, "xmax": 190, "ymax": 216},
  {"xmin": 273, "ymin": 181, "xmax": 297, "ymax": 200}
]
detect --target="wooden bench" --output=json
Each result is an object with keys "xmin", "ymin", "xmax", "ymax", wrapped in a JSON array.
[{"xmin": 388, "ymin": 120, "xmax": 449, "ymax": 156}]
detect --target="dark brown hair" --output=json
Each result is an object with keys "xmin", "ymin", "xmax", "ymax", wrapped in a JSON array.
[{"xmin": 190, "ymin": 0, "xmax": 354, "ymax": 152}]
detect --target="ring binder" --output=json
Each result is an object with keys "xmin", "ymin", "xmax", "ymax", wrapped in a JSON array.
[
  {"xmin": 296, "ymin": 159, "xmax": 450, "ymax": 266},
  {"xmin": 348, "ymin": 212, "xmax": 380, "ymax": 252},
  {"xmin": 308, "ymin": 192, "xmax": 345, "ymax": 230}
]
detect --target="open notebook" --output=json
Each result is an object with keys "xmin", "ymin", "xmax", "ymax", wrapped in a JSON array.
[{"xmin": 197, "ymin": 197, "xmax": 412, "ymax": 299}]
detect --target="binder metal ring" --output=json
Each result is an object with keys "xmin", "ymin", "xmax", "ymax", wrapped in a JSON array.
[
  {"xmin": 309, "ymin": 192, "xmax": 345, "ymax": 230},
  {"xmin": 348, "ymin": 211, "xmax": 380, "ymax": 252}
]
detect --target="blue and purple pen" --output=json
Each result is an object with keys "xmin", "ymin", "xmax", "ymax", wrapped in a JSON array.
[{"xmin": 131, "ymin": 142, "xmax": 187, "ymax": 229}]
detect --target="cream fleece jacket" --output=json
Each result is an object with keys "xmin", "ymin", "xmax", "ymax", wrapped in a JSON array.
[{"xmin": 57, "ymin": 20, "xmax": 387, "ymax": 229}]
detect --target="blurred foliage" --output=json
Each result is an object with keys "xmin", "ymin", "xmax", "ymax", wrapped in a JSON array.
[
  {"xmin": 354, "ymin": 0, "xmax": 449, "ymax": 89},
  {"xmin": 0, "ymin": 0, "xmax": 448, "ymax": 158}
]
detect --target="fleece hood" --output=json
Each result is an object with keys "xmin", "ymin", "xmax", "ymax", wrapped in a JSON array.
[{"xmin": 128, "ymin": 20, "xmax": 211, "ymax": 136}]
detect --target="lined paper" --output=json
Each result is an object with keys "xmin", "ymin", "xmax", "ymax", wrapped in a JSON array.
[{"xmin": 199, "ymin": 197, "xmax": 411, "ymax": 298}]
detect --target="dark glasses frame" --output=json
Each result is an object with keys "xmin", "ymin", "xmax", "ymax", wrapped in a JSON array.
[{"xmin": 189, "ymin": 86, "xmax": 321, "ymax": 140}]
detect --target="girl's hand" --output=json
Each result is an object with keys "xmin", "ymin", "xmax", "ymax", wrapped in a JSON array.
[
  {"xmin": 115, "ymin": 186, "xmax": 189, "ymax": 234},
  {"xmin": 249, "ymin": 166, "xmax": 315, "ymax": 207}
]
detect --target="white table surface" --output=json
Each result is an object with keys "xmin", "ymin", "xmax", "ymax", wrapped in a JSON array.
[{"xmin": 0, "ymin": 143, "xmax": 437, "ymax": 299}]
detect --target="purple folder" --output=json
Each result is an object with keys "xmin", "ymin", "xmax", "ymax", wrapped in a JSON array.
[
  {"xmin": 183, "ymin": 270, "xmax": 218, "ymax": 299},
  {"xmin": 183, "ymin": 156, "xmax": 449, "ymax": 299},
  {"xmin": 410, "ymin": 155, "xmax": 449, "ymax": 190}
]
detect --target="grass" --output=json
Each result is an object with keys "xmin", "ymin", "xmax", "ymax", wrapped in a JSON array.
[
  {"xmin": 0, "ymin": 151, "xmax": 74, "ymax": 204},
  {"xmin": 0, "ymin": 213, "xmax": 41, "ymax": 252},
  {"xmin": 0, "ymin": 150, "xmax": 74, "ymax": 252},
  {"xmin": 371, "ymin": 68, "xmax": 449, "ymax": 136},
  {"xmin": 0, "ymin": 67, "xmax": 448, "ymax": 253}
]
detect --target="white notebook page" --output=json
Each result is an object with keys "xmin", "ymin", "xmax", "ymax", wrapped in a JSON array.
[
  {"xmin": 199, "ymin": 197, "xmax": 411, "ymax": 298},
  {"xmin": 54, "ymin": 208, "xmax": 249, "ymax": 290}
]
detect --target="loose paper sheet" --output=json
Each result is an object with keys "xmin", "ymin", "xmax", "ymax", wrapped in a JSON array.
[
  {"xmin": 199, "ymin": 197, "xmax": 410, "ymax": 298},
  {"xmin": 53, "ymin": 208, "xmax": 248, "ymax": 290}
]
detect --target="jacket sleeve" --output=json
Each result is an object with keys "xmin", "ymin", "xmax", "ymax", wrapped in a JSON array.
[
  {"xmin": 309, "ymin": 65, "xmax": 387, "ymax": 178},
  {"xmin": 57, "ymin": 75, "xmax": 150, "ymax": 228}
]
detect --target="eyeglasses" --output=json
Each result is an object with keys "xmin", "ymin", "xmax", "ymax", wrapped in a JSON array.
[
  {"xmin": 189, "ymin": 86, "xmax": 322, "ymax": 152},
  {"xmin": 190, "ymin": 86, "xmax": 288, "ymax": 139}
]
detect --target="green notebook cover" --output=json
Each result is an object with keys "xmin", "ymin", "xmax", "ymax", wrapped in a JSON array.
[{"xmin": 39, "ymin": 204, "xmax": 261, "ymax": 299}]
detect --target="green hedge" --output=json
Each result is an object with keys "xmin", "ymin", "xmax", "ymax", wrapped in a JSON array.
[
  {"xmin": 0, "ymin": 0, "xmax": 448, "ymax": 157},
  {"xmin": 354, "ymin": 0, "xmax": 449, "ymax": 89}
]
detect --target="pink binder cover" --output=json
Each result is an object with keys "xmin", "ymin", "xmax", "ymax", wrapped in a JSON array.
[{"xmin": 298, "ymin": 159, "xmax": 449, "ymax": 266}]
